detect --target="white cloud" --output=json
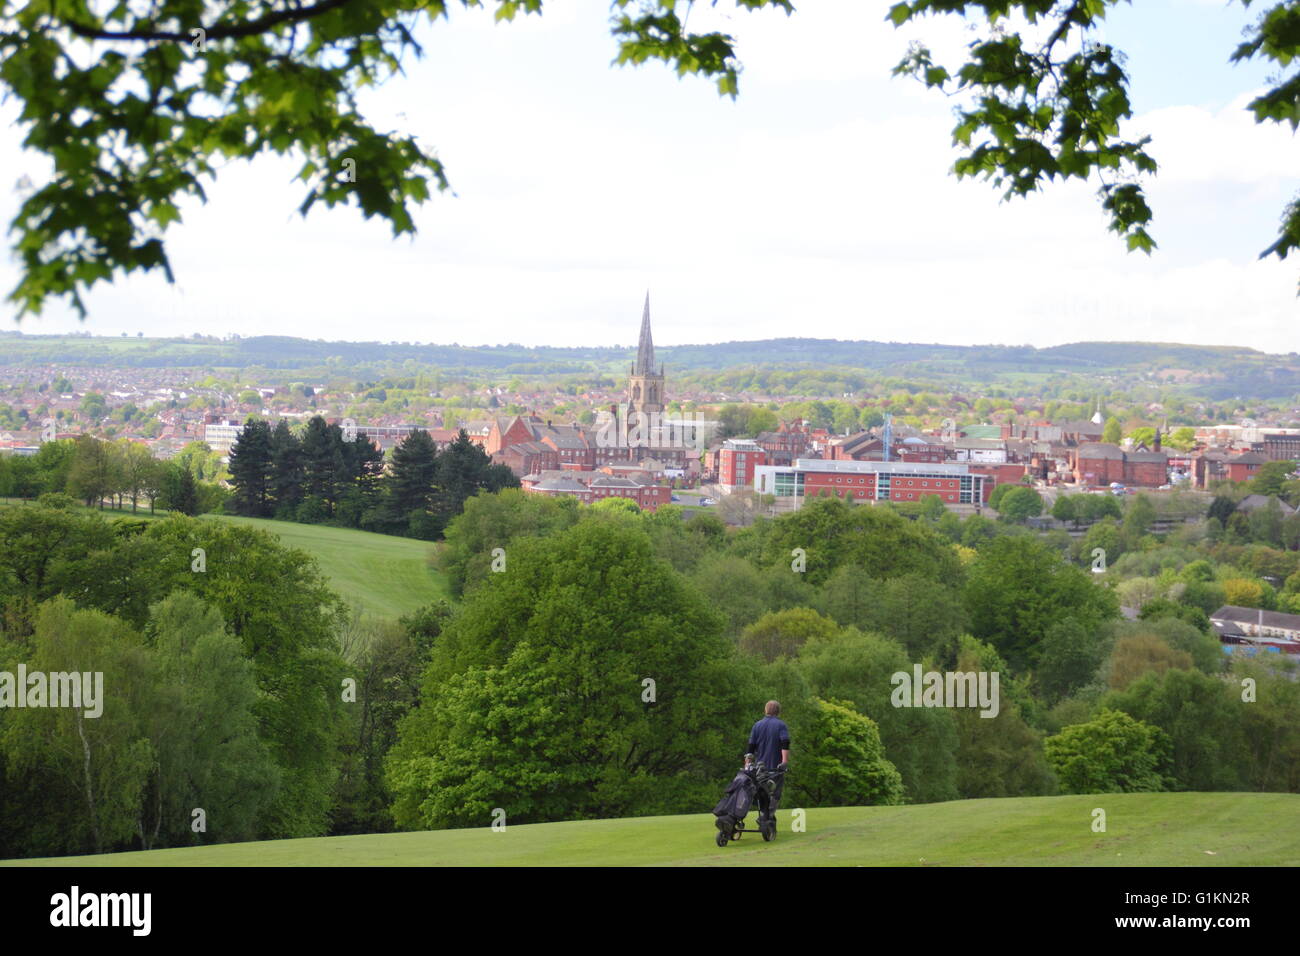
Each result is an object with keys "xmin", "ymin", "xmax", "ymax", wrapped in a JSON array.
[{"xmin": 1130, "ymin": 91, "xmax": 1300, "ymax": 185}]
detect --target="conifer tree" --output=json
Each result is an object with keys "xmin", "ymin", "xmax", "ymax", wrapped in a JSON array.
[{"xmin": 228, "ymin": 418, "xmax": 274, "ymax": 517}]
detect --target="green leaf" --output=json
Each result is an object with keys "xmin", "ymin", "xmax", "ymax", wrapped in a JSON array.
[
  {"xmin": 148, "ymin": 201, "xmax": 181, "ymax": 228},
  {"xmin": 925, "ymin": 66, "xmax": 949, "ymax": 87},
  {"xmin": 1126, "ymin": 230, "xmax": 1156, "ymax": 255}
]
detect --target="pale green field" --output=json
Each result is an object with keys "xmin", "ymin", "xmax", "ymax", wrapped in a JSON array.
[
  {"xmin": 208, "ymin": 514, "xmax": 449, "ymax": 618},
  {"xmin": 6, "ymin": 793, "xmax": 1297, "ymax": 867},
  {"xmin": 0, "ymin": 500, "xmax": 450, "ymax": 619}
]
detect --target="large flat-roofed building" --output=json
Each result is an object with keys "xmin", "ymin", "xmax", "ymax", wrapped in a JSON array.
[
  {"xmin": 753, "ymin": 458, "xmax": 992, "ymax": 510},
  {"xmin": 355, "ymin": 424, "xmax": 460, "ymax": 452},
  {"xmin": 203, "ymin": 420, "xmax": 244, "ymax": 454}
]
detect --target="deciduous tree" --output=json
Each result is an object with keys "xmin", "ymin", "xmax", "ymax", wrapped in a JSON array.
[{"xmin": 1045, "ymin": 709, "xmax": 1171, "ymax": 795}]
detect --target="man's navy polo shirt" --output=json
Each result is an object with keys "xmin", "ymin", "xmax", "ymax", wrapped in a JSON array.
[{"xmin": 747, "ymin": 715, "xmax": 790, "ymax": 769}]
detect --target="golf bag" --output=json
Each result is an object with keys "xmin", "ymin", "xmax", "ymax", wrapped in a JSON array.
[
  {"xmin": 713, "ymin": 758, "xmax": 784, "ymax": 846},
  {"xmin": 713, "ymin": 768, "xmax": 758, "ymax": 831}
]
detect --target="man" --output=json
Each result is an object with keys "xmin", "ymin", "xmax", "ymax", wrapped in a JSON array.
[{"xmin": 745, "ymin": 700, "xmax": 790, "ymax": 826}]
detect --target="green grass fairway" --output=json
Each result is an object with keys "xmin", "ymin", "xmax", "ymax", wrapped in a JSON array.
[
  {"xmin": 7, "ymin": 793, "xmax": 1298, "ymax": 867},
  {"xmin": 0, "ymin": 500, "xmax": 449, "ymax": 619},
  {"xmin": 208, "ymin": 515, "xmax": 449, "ymax": 619}
]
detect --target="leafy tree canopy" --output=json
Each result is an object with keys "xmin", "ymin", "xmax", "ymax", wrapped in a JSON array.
[{"xmin": 891, "ymin": 0, "xmax": 1300, "ymax": 273}]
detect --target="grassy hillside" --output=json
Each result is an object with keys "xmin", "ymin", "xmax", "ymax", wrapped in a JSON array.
[
  {"xmin": 207, "ymin": 515, "xmax": 449, "ymax": 619},
  {"xmin": 0, "ymin": 500, "xmax": 449, "ymax": 619},
  {"xmin": 7, "ymin": 793, "xmax": 1297, "ymax": 867}
]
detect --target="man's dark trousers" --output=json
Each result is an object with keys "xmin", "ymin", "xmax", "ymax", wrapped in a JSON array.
[{"xmin": 754, "ymin": 771, "xmax": 784, "ymax": 821}]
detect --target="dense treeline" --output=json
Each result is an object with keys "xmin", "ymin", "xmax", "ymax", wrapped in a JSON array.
[
  {"xmin": 227, "ymin": 417, "xmax": 519, "ymax": 539},
  {"xmin": 0, "ymin": 504, "xmax": 343, "ymax": 855},
  {"xmin": 0, "ymin": 499, "xmax": 451, "ymax": 857},
  {"xmin": 0, "ymin": 437, "xmax": 224, "ymax": 515}
]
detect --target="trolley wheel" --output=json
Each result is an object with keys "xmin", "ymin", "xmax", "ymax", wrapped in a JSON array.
[
  {"xmin": 760, "ymin": 819, "xmax": 775, "ymax": 842},
  {"xmin": 716, "ymin": 830, "xmax": 729, "ymax": 848}
]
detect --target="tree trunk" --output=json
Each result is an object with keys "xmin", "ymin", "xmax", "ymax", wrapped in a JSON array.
[{"xmin": 77, "ymin": 714, "xmax": 102, "ymax": 854}]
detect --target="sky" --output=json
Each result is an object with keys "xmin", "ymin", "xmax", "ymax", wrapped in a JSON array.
[{"xmin": 2, "ymin": 0, "xmax": 1298, "ymax": 352}]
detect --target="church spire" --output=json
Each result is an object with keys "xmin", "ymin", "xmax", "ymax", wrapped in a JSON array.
[{"xmin": 635, "ymin": 291, "xmax": 655, "ymax": 376}]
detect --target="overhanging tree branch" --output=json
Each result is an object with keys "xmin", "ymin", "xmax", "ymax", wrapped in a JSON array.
[{"xmin": 61, "ymin": 0, "xmax": 361, "ymax": 43}]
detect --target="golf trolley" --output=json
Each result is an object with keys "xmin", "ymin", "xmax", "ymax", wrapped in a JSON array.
[{"xmin": 713, "ymin": 755, "xmax": 785, "ymax": 848}]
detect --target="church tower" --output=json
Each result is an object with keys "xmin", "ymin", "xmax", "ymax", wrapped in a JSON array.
[{"xmin": 628, "ymin": 291, "xmax": 665, "ymax": 416}]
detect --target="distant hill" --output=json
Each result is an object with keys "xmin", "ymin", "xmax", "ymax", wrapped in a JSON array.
[{"xmin": 3, "ymin": 331, "xmax": 1298, "ymax": 398}]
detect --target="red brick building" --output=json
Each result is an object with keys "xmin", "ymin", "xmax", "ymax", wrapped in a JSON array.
[
  {"xmin": 484, "ymin": 414, "xmax": 602, "ymax": 477},
  {"xmin": 523, "ymin": 473, "xmax": 594, "ymax": 504},
  {"xmin": 1262, "ymin": 433, "xmax": 1300, "ymax": 461},
  {"xmin": 1125, "ymin": 450, "xmax": 1170, "ymax": 486},
  {"xmin": 752, "ymin": 459, "xmax": 992, "ymax": 508},
  {"xmin": 486, "ymin": 415, "xmax": 536, "ymax": 455},
  {"xmin": 826, "ymin": 431, "xmax": 950, "ymax": 464},
  {"xmin": 521, "ymin": 470, "xmax": 670, "ymax": 511},
  {"xmin": 540, "ymin": 425, "xmax": 596, "ymax": 470},
  {"xmin": 827, "ymin": 432, "xmax": 881, "ymax": 461},
  {"xmin": 755, "ymin": 421, "xmax": 812, "ymax": 466},
  {"xmin": 353, "ymin": 424, "xmax": 461, "ymax": 453},
  {"xmin": 588, "ymin": 476, "xmax": 671, "ymax": 509},
  {"xmin": 1070, "ymin": 443, "xmax": 1168, "ymax": 487},
  {"xmin": 896, "ymin": 438, "xmax": 950, "ymax": 463},
  {"xmin": 1193, "ymin": 450, "xmax": 1231, "ymax": 489},
  {"xmin": 969, "ymin": 462, "xmax": 1028, "ymax": 486},
  {"xmin": 1227, "ymin": 452, "xmax": 1268, "ymax": 484},
  {"xmin": 496, "ymin": 440, "xmax": 559, "ymax": 476},
  {"xmin": 719, "ymin": 439, "xmax": 767, "ymax": 493}
]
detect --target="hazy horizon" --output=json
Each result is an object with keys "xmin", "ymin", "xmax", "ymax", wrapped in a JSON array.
[{"xmin": 4, "ymin": 326, "xmax": 1292, "ymax": 358}]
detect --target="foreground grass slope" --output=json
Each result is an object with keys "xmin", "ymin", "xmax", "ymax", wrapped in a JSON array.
[{"xmin": 8, "ymin": 793, "xmax": 1298, "ymax": 867}]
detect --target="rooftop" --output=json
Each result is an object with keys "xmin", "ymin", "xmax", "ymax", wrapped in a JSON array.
[
  {"xmin": 779, "ymin": 458, "xmax": 976, "ymax": 476},
  {"xmin": 1212, "ymin": 605, "xmax": 1300, "ymax": 635}
]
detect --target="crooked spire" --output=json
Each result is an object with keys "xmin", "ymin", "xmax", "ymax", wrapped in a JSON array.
[{"xmin": 635, "ymin": 291, "xmax": 655, "ymax": 376}]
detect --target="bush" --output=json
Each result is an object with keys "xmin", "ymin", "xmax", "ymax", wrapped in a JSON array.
[
  {"xmin": 296, "ymin": 495, "xmax": 329, "ymax": 524},
  {"xmin": 998, "ymin": 486, "xmax": 1044, "ymax": 521},
  {"xmin": 787, "ymin": 698, "xmax": 904, "ymax": 808},
  {"xmin": 1045, "ymin": 709, "xmax": 1171, "ymax": 794},
  {"xmin": 36, "ymin": 492, "xmax": 76, "ymax": 510}
]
